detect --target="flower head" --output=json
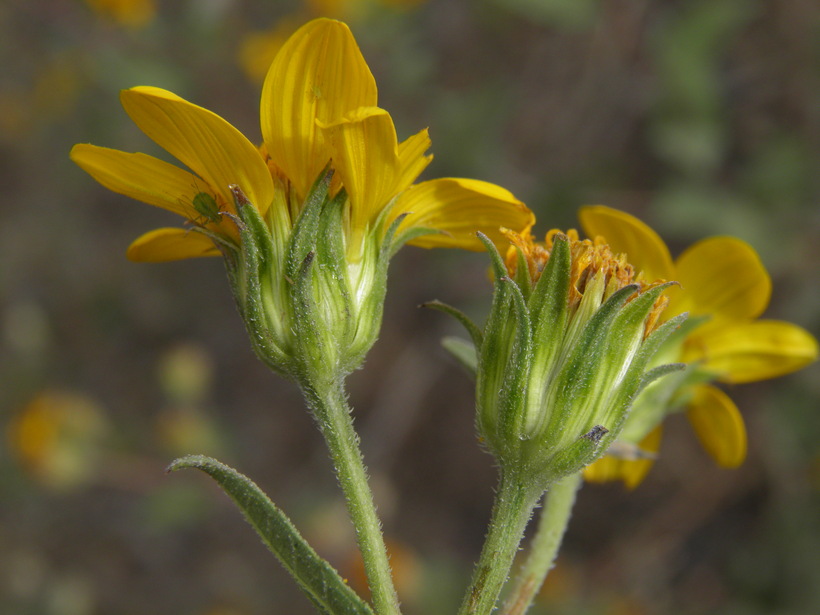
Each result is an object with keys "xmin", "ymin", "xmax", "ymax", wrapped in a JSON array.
[
  {"xmin": 579, "ymin": 206, "xmax": 818, "ymax": 487},
  {"xmin": 437, "ymin": 228, "xmax": 683, "ymax": 487},
  {"xmin": 71, "ymin": 18, "xmax": 533, "ymax": 380}
]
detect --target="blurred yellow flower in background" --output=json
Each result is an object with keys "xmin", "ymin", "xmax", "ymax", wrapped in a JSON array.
[
  {"xmin": 0, "ymin": 56, "xmax": 82, "ymax": 144},
  {"xmin": 154, "ymin": 343, "xmax": 227, "ymax": 458},
  {"xmin": 8, "ymin": 391, "xmax": 109, "ymax": 491},
  {"xmin": 84, "ymin": 0, "xmax": 156, "ymax": 28},
  {"xmin": 580, "ymin": 206, "xmax": 818, "ymax": 487},
  {"xmin": 156, "ymin": 342, "xmax": 215, "ymax": 406},
  {"xmin": 306, "ymin": 0, "xmax": 428, "ymax": 20}
]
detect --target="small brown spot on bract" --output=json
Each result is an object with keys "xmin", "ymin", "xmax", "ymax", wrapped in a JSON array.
[{"xmin": 582, "ymin": 425, "xmax": 608, "ymax": 443}]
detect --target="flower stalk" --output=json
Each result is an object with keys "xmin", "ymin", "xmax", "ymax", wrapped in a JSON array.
[
  {"xmin": 224, "ymin": 179, "xmax": 400, "ymax": 612},
  {"xmin": 458, "ymin": 468, "xmax": 543, "ymax": 615},
  {"xmin": 299, "ymin": 377, "xmax": 401, "ymax": 615},
  {"xmin": 501, "ymin": 473, "xmax": 583, "ymax": 615},
  {"xmin": 70, "ymin": 19, "xmax": 537, "ymax": 614}
]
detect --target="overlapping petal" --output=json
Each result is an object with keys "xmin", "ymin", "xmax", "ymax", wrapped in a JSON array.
[
  {"xmin": 76, "ymin": 17, "xmax": 534, "ymax": 267},
  {"xmin": 127, "ymin": 228, "xmax": 221, "ymax": 262},
  {"xmin": 672, "ymin": 237, "xmax": 771, "ymax": 320},
  {"xmin": 260, "ymin": 18, "xmax": 377, "ymax": 202},
  {"xmin": 686, "ymin": 385, "xmax": 746, "ymax": 468},
  {"xmin": 70, "ymin": 145, "xmax": 204, "ymax": 218},
  {"xmin": 396, "ymin": 128, "xmax": 433, "ymax": 189},
  {"xmin": 578, "ymin": 205, "xmax": 674, "ymax": 283},
  {"xmin": 120, "ymin": 87, "xmax": 273, "ymax": 216},
  {"xmin": 320, "ymin": 106, "xmax": 401, "ymax": 237},
  {"xmin": 685, "ymin": 320, "xmax": 819, "ymax": 384},
  {"xmin": 390, "ymin": 178, "xmax": 535, "ymax": 250}
]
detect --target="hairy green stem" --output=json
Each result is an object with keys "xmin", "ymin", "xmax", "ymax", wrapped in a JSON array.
[
  {"xmin": 301, "ymin": 377, "xmax": 401, "ymax": 615},
  {"xmin": 501, "ymin": 473, "xmax": 582, "ymax": 615},
  {"xmin": 457, "ymin": 469, "xmax": 542, "ymax": 615}
]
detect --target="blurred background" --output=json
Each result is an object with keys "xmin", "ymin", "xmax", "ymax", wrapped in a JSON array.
[{"xmin": 1, "ymin": 0, "xmax": 818, "ymax": 613}]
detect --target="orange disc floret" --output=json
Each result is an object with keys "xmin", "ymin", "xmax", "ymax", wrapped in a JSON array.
[{"xmin": 504, "ymin": 228, "xmax": 669, "ymax": 338}]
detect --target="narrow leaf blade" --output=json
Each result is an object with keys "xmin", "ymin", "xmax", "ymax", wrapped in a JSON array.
[{"xmin": 169, "ymin": 455, "xmax": 374, "ymax": 615}]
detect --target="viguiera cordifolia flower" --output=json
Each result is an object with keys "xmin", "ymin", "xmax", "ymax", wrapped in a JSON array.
[
  {"xmin": 70, "ymin": 18, "xmax": 533, "ymax": 382},
  {"xmin": 434, "ymin": 229, "xmax": 685, "ymax": 487}
]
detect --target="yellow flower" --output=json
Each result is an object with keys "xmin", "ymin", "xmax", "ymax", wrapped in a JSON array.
[
  {"xmin": 437, "ymin": 225, "xmax": 682, "ymax": 486},
  {"xmin": 84, "ymin": 0, "xmax": 157, "ymax": 28},
  {"xmin": 579, "ymin": 206, "xmax": 818, "ymax": 487},
  {"xmin": 71, "ymin": 18, "xmax": 533, "ymax": 378},
  {"xmin": 7, "ymin": 391, "xmax": 109, "ymax": 490},
  {"xmin": 71, "ymin": 18, "xmax": 532, "ymax": 263}
]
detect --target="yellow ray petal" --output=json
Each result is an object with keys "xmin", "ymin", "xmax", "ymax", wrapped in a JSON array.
[
  {"xmin": 673, "ymin": 236, "xmax": 771, "ymax": 320},
  {"xmin": 582, "ymin": 456, "xmax": 622, "ymax": 484},
  {"xmin": 390, "ymin": 178, "xmax": 534, "ymax": 250},
  {"xmin": 396, "ymin": 127, "xmax": 433, "ymax": 191},
  {"xmin": 70, "ymin": 144, "xmax": 207, "ymax": 218},
  {"xmin": 685, "ymin": 319, "xmax": 818, "ymax": 384},
  {"xmin": 127, "ymin": 228, "xmax": 221, "ymax": 262},
  {"xmin": 583, "ymin": 426, "xmax": 662, "ymax": 489},
  {"xmin": 120, "ymin": 87, "xmax": 273, "ymax": 216},
  {"xmin": 578, "ymin": 206, "xmax": 675, "ymax": 283},
  {"xmin": 260, "ymin": 18, "xmax": 377, "ymax": 202},
  {"xmin": 686, "ymin": 385, "xmax": 746, "ymax": 468},
  {"xmin": 320, "ymin": 106, "xmax": 401, "ymax": 234}
]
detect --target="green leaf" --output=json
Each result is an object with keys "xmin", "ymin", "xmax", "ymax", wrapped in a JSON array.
[
  {"xmin": 543, "ymin": 426, "xmax": 608, "ymax": 484},
  {"xmin": 422, "ymin": 300, "xmax": 483, "ymax": 349},
  {"xmin": 545, "ymin": 284, "xmax": 639, "ymax": 438},
  {"xmin": 228, "ymin": 185, "xmax": 288, "ymax": 373},
  {"xmin": 476, "ymin": 231, "xmax": 509, "ymax": 281},
  {"xmin": 389, "ymin": 225, "xmax": 439, "ymax": 257},
  {"xmin": 441, "ymin": 336, "xmax": 478, "ymax": 376},
  {"xmin": 527, "ymin": 234, "xmax": 570, "ymax": 398},
  {"xmin": 598, "ymin": 312, "xmax": 689, "ymax": 437},
  {"xmin": 497, "ymin": 277, "xmax": 533, "ymax": 445},
  {"xmin": 512, "ymin": 246, "xmax": 532, "ymax": 298},
  {"xmin": 286, "ymin": 166, "xmax": 333, "ymax": 281},
  {"xmin": 588, "ymin": 283, "xmax": 677, "ymax": 418},
  {"xmin": 169, "ymin": 455, "xmax": 374, "ymax": 615},
  {"xmin": 633, "ymin": 312, "xmax": 690, "ymax": 373},
  {"xmin": 529, "ymin": 234, "xmax": 570, "ymax": 329},
  {"xmin": 475, "ymin": 267, "xmax": 514, "ymax": 450},
  {"xmin": 640, "ymin": 362, "xmax": 686, "ymax": 391},
  {"xmin": 316, "ymin": 193, "xmax": 355, "ymax": 342}
]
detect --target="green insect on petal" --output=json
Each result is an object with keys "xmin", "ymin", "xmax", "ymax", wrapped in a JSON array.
[{"xmin": 192, "ymin": 192, "xmax": 221, "ymax": 223}]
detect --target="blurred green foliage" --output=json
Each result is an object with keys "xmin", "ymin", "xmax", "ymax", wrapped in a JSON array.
[{"xmin": 1, "ymin": 0, "xmax": 817, "ymax": 614}]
